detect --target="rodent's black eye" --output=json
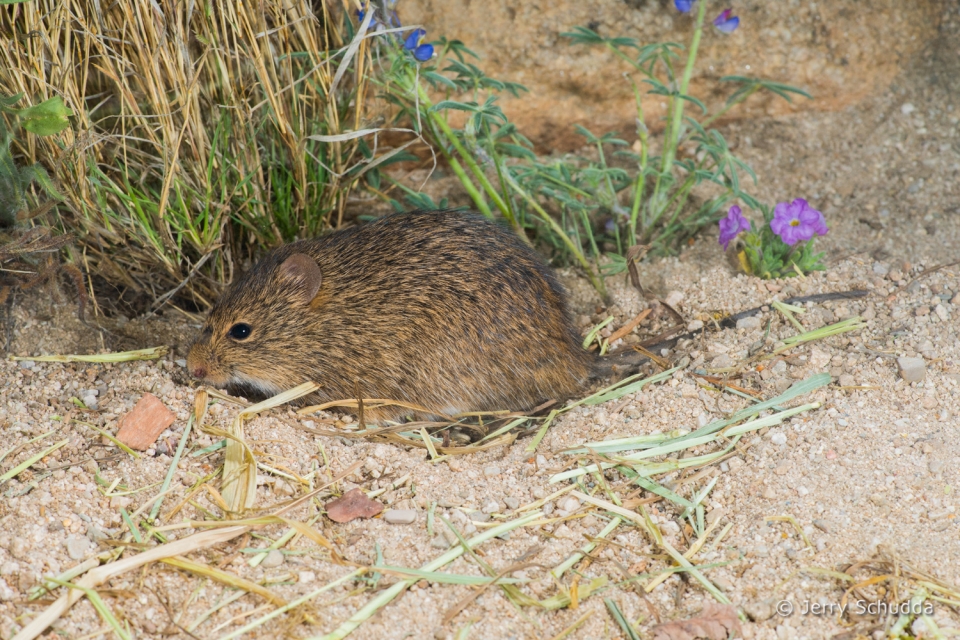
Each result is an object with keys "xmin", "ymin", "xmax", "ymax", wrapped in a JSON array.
[{"xmin": 227, "ymin": 323, "xmax": 252, "ymax": 341}]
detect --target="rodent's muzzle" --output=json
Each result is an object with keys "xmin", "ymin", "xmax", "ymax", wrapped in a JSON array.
[{"xmin": 185, "ymin": 341, "xmax": 228, "ymax": 386}]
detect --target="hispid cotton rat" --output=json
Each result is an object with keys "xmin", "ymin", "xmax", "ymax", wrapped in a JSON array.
[{"xmin": 187, "ymin": 210, "xmax": 639, "ymax": 423}]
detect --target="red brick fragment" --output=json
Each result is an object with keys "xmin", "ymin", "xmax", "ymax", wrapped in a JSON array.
[
  {"xmin": 116, "ymin": 393, "xmax": 176, "ymax": 451},
  {"xmin": 325, "ymin": 488, "xmax": 383, "ymax": 523}
]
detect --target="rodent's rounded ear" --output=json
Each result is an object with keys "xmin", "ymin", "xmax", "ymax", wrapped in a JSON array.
[{"xmin": 278, "ymin": 253, "xmax": 322, "ymax": 303}]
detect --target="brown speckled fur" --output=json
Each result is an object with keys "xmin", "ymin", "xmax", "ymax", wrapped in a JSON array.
[{"xmin": 187, "ymin": 210, "xmax": 603, "ymax": 423}]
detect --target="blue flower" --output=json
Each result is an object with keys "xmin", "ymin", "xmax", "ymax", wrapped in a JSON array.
[
  {"xmin": 403, "ymin": 28, "xmax": 434, "ymax": 62},
  {"xmin": 403, "ymin": 28, "xmax": 425, "ymax": 50},
  {"xmin": 674, "ymin": 0, "xmax": 695, "ymax": 12},
  {"xmin": 713, "ymin": 9, "xmax": 740, "ymax": 33}
]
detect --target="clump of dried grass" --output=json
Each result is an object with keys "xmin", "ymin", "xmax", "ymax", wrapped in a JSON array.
[{"xmin": 0, "ymin": 1, "xmax": 373, "ymax": 309}]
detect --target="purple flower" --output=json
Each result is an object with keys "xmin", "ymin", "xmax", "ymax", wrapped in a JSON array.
[
  {"xmin": 718, "ymin": 205, "xmax": 751, "ymax": 250},
  {"xmin": 674, "ymin": 0, "xmax": 695, "ymax": 13},
  {"xmin": 713, "ymin": 9, "xmax": 739, "ymax": 33},
  {"xmin": 403, "ymin": 28, "xmax": 434, "ymax": 62},
  {"xmin": 770, "ymin": 199, "xmax": 828, "ymax": 246}
]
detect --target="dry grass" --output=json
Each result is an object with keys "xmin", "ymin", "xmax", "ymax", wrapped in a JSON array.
[{"xmin": 0, "ymin": 0, "xmax": 372, "ymax": 308}]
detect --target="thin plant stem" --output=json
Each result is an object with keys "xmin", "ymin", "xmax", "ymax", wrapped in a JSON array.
[
  {"xmin": 426, "ymin": 118, "xmax": 492, "ymax": 218},
  {"xmin": 628, "ymin": 79, "xmax": 649, "ymax": 244},
  {"xmin": 502, "ymin": 170, "xmax": 608, "ymax": 299},
  {"xmin": 416, "ymin": 84, "xmax": 515, "ymax": 226},
  {"xmin": 649, "ymin": 0, "xmax": 708, "ymax": 225}
]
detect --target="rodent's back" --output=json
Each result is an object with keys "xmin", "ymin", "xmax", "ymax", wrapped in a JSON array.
[{"xmin": 188, "ymin": 210, "xmax": 596, "ymax": 420}]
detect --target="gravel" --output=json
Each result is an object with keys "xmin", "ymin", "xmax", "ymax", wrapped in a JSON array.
[{"xmin": 1, "ymin": 20, "xmax": 960, "ymax": 640}]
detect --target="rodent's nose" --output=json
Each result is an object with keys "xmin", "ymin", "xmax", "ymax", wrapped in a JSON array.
[{"xmin": 190, "ymin": 365, "xmax": 208, "ymax": 380}]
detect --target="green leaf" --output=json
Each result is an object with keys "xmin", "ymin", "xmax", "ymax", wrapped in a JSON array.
[
  {"xmin": 560, "ymin": 26, "xmax": 606, "ymax": 46},
  {"xmin": 430, "ymin": 100, "xmax": 479, "ymax": 114},
  {"xmin": 720, "ymin": 76, "xmax": 813, "ymax": 103},
  {"xmin": 18, "ymin": 163, "xmax": 63, "ymax": 200},
  {"xmin": 16, "ymin": 96, "xmax": 73, "ymax": 136},
  {"xmin": 677, "ymin": 92, "xmax": 707, "ymax": 114},
  {"xmin": 0, "ymin": 92, "xmax": 24, "ymax": 108},
  {"xmin": 495, "ymin": 143, "xmax": 536, "ymax": 160},
  {"xmin": 422, "ymin": 71, "xmax": 457, "ymax": 91}
]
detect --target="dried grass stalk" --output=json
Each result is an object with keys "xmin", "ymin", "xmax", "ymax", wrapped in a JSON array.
[{"xmin": 0, "ymin": 1, "xmax": 371, "ymax": 305}]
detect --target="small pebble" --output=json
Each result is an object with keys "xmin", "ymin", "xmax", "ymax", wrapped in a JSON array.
[
  {"xmin": 812, "ymin": 519, "xmax": 833, "ymax": 534},
  {"xmin": 261, "ymin": 549, "xmax": 284, "ymax": 568},
  {"xmin": 64, "ymin": 535, "xmax": 91, "ymax": 561},
  {"xmin": 384, "ymin": 509, "xmax": 417, "ymax": 524},
  {"xmin": 86, "ymin": 524, "xmax": 108, "ymax": 542},
  {"xmin": 470, "ymin": 511, "xmax": 492, "ymax": 523},
  {"xmin": 712, "ymin": 354, "xmax": 736, "ymax": 368},
  {"xmin": 559, "ymin": 496, "xmax": 580, "ymax": 513},
  {"xmin": 897, "ymin": 357, "xmax": 926, "ymax": 383},
  {"xmin": 482, "ymin": 466, "xmax": 501, "ymax": 478},
  {"xmin": 503, "ymin": 497, "xmax": 520, "ymax": 510},
  {"xmin": 481, "ymin": 499, "xmax": 500, "ymax": 514},
  {"xmin": 744, "ymin": 598, "xmax": 777, "ymax": 621},
  {"xmin": 298, "ymin": 571, "xmax": 316, "ymax": 583},
  {"xmin": 664, "ymin": 290, "xmax": 684, "ymax": 307},
  {"xmin": 770, "ymin": 432, "xmax": 787, "ymax": 446},
  {"xmin": 736, "ymin": 316, "xmax": 761, "ymax": 330}
]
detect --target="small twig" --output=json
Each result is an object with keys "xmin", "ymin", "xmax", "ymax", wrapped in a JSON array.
[{"xmin": 148, "ymin": 251, "xmax": 214, "ymax": 315}]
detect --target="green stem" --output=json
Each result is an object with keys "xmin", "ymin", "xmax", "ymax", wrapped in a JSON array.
[
  {"xmin": 607, "ymin": 42, "xmax": 644, "ymax": 72},
  {"xmin": 502, "ymin": 171, "xmax": 608, "ymax": 300},
  {"xmin": 698, "ymin": 85, "xmax": 758, "ymax": 131},
  {"xmin": 429, "ymin": 124, "xmax": 492, "ymax": 218},
  {"xmin": 416, "ymin": 84, "xmax": 515, "ymax": 226},
  {"xmin": 628, "ymin": 79, "xmax": 649, "ymax": 245},
  {"xmin": 650, "ymin": 0, "xmax": 708, "ymax": 214},
  {"xmin": 485, "ymin": 124, "xmax": 524, "ymax": 237},
  {"xmin": 536, "ymin": 166, "xmax": 593, "ymax": 199}
]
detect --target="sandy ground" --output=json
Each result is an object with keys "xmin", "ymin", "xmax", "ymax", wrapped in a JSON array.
[{"xmin": 2, "ymin": 12, "xmax": 960, "ymax": 640}]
